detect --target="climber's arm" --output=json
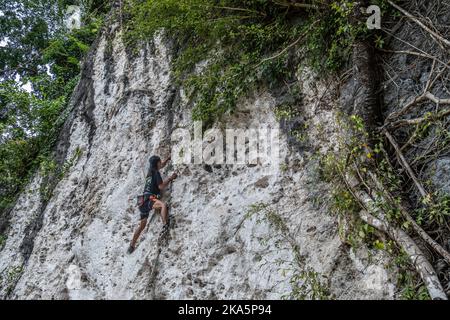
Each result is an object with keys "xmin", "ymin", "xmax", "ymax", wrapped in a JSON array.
[
  {"xmin": 161, "ymin": 156, "xmax": 171, "ymax": 169},
  {"xmin": 158, "ymin": 173, "xmax": 177, "ymax": 191}
]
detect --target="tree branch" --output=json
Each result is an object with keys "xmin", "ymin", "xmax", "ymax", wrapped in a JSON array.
[
  {"xmin": 377, "ymin": 49, "xmax": 450, "ymax": 70},
  {"xmin": 367, "ymin": 171, "xmax": 450, "ymax": 266},
  {"xmin": 383, "ymin": 129, "xmax": 429, "ymax": 198},
  {"xmin": 387, "ymin": 0, "xmax": 450, "ymax": 48},
  {"xmin": 209, "ymin": 5, "xmax": 267, "ymax": 17},
  {"xmin": 388, "ymin": 110, "xmax": 450, "ymax": 128},
  {"xmin": 338, "ymin": 166, "xmax": 447, "ymax": 300},
  {"xmin": 424, "ymin": 92, "xmax": 450, "ymax": 105},
  {"xmin": 272, "ymin": 0, "xmax": 319, "ymax": 10},
  {"xmin": 384, "ymin": 75, "xmax": 450, "ymax": 124},
  {"xmin": 358, "ymin": 207, "xmax": 447, "ymax": 300},
  {"xmin": 255, "ymin": 20, "xmax": 318, "ymax": 67}
]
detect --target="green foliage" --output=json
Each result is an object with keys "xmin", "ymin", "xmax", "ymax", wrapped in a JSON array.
[
  {"xmin": 279, "ymin": 163, "xmax": 289, "ymax": 172},
  {"xmin": 319, "ymin": 114, "xmax": 439, "ymax": 300},
  {"xmin": 0, "ymin": 2, "xmax": 106, "ymax": 218},
  {"xmin": 0, "ymin": 0, "xmax": 61, "ymax": 80},
  {"xmin": 373, "ymin": 239, "xmax": 385, "ymax": 250},
  {"xmin": 274, "ymin": 103, "xmax": 300, "ymax": 121},
  {"xmin": 39, "ymin": 147, "xmax": 83, "ymax": 201},
  {"xmin": 394, "ymin": 249, "xmax": 431, "ymax": 300},
  {"xmin": 416, "ymin": 192, "xmax": 450, "ymax": 226},
  {"xmin": 44, "ymin": 17, "xmax": 103, "ymax": 81},
  {"xmin": 284, "ymin": 268, "xmax": 331, "ymax": 300},
  {"xmin": 0, "ymin": 80, "xmax": 69, "ymax": 212},
  {"xmin": 339, "ymin": 212, "xmax": 379, "ymax": 249},
  {"xmin": 123, "ymin": 0, "xmax": 391, "ymax": 125},
  {"xmin": 376, "ymin": 157, "xmax": 402, "ymax": 194},
  {"xmin": 0, "ymin": 0, "xmax": 109, "ymax": 80},
  {"xmin": 306, "ymin": 0, "xmax": 372, "ymax": 71},
  {"xmin": 306, "ymin": 1, "xmax": 357, "ymax": 71},
  {"xmin": 0, "ymin": 266, "xmax": 23, "ymax": 295},
  {"xmin": 401, "ymin": 283, "xmax": 430, "ymax": 300},
  {"xmin": 124, "ymin": 0, "xmax": 314, "ymax": 126},
  {"xmin": 330, "ymin": 189, "xmax": 360, "ymax": 215}
]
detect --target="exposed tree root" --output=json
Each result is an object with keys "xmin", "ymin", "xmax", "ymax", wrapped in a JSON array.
[
  {"xmin": 352, "ymin": 40, "xmax": 382, "ymax": 134},
  {"xmin": 366, "ymin": 171, "xmax": 450, "ymax": 266},
  {"xmin": 337, "ymin": 0, "xmax": 447, "ymax": 299},
  {"xmin": 339, "ymin": 168, "xmax": 448, "ymax": 300},
  {"xmin": 351, "ymin": 0, "xmax": 383, "ymax": 136},
  {"xmin": 358, "ymin": 207, "xmax": 447, "ymax": 300}
]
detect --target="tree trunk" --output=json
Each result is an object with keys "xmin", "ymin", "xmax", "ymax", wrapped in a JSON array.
[{"xmin": 351, "ymin": 1, "xmax": 383, "ymax": 134}]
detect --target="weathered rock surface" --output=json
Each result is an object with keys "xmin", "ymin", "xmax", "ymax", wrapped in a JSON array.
[{"xmin": 0, "ymin": 27, "xmax": 397, "ymax": 300}]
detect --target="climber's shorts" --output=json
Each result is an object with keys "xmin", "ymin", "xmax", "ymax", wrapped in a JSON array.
[{"xmin": 138, "ymin": 195, "xmax": 159, "ymax": 220}]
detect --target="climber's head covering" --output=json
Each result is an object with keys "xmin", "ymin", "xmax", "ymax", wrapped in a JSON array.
[{"xmin": 149, "ymin": 155, "xmax": 161, "ymax": 171}]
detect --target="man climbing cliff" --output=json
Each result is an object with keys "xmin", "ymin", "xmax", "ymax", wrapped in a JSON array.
[{"xmin": 128, "ymin": 155, "xmax": 177, "ymax": 254}]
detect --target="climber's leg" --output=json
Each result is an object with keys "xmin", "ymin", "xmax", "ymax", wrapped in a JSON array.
[
  {"xmin": 152, "ymin": 199, "xmax": 168, "ymax": 225},
  {"xmin": 129, "ymin": 195, "xmax": 154, "ymax": 253},
  {"xmin": 129, "ymin": 218, "xmax": 147, "ymax": 252}
]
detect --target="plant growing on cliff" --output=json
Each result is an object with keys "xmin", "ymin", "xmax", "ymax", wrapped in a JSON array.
[
  {"xmin": 0, "ymin": 266, "xmax": 23, "ymax": 295},
  {"xmin": 320, "ymin": 112, "xmax": 450, "ymax": 299},
  {"xmin": 123, "ymin": 0, "xmax": 388, "ymax": 126},
  {"xmin": 393, "ymin": 248, "xmax": 430, "ymax": 300},
  {"xmin": 246, "ymin": 202, "xmax": 331, "ymax": 300},
  {"xmin": 285, "ymin": 268, "xmax": 331, "ymax": 300},
  {"xmin": 38, "ymin": 147, "xmax": 83, "ymax": 201}
]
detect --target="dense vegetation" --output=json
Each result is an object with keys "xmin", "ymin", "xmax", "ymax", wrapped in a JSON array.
[
  {"xmin": 0, "ymin": 0, "xmax": 108, "ymax": 223},
  {"xmin": 124, "ymin": 0, "xmax": 388, "ymax": 127}
]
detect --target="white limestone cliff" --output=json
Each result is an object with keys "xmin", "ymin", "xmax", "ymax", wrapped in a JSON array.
[{"xmin": 0, "ymin": 26, "xmax": 397, "ymax": 300}]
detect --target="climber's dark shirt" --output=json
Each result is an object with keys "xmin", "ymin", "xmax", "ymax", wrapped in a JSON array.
[{"xmin": 143, "ymin": 170, "xmax": 163, "ymax": 196}]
